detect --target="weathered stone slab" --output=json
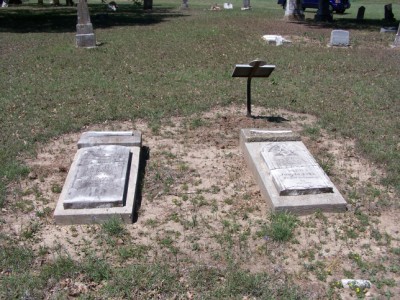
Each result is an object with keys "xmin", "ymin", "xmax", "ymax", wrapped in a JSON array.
[
  {"xmin": 271, "ymin": 167, "xmax": 333, "ymax": 196},
  {"xmin": 78, "ymin": 131, "xmax": 142, "ymax": 149},
  {"xmin": 240, "ymin": 129, "xmax": 347, "ymax": 214},
  {"xmin": 330, "ymin": 30, "xmax": 350, "ymax": 47},
  {"xmin": 54, "ymin": 146, "xmax": 141, "ymax": 224},
  {"xmin": 260, "ymin": 142, "xmax": 333, "ymax": 195},
  {"xmin": 240, "ymin": 128, "xmax": 300, "ymax": 143},
  {"xmin": 260, "ymin": 142, "xmax": 316, "ymax": 170},
  {"xmin": 63, "ymin": 145, "xmax": 130, "ymax": 209}
]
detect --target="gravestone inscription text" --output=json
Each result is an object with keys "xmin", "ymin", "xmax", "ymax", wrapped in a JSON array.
[
  {"xmin": 63, "ymin": 145, "xmax": 130, "ymax": 209},
  {"xmin": 261, "ymin": 142, "xmax": 333, "ymax": 196}
]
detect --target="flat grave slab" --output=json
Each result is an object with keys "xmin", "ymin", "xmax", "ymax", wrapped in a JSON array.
[
  {"xmin": 54, "ymin": 131, "xmax": 142, "ymax": 225},
  {"xmin": 240, "ymin": 129, "xmax": 347, "ymax": 214},
  {"xmin": 63, "ymin": 145, "xmax": 130, "ymax": 209}
]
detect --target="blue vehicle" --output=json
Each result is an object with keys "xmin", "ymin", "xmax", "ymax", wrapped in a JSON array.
[{"xmin": 278, "ymin": 0, "xmax": 351, "ymax": 14}]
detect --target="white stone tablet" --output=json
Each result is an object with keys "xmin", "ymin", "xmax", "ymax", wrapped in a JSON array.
[{"xmin": 63, "ymin": 145, "xmax": 130, "ymax": 209}]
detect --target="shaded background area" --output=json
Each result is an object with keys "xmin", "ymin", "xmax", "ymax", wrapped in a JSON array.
[{"xmin": 0, "ymin": 3, "xmax": 184, "ymax": 33}]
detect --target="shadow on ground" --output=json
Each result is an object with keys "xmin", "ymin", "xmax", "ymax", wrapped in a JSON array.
[
  {"xmin": 0, "ymin": 4, "xmax": 186, "ymax": 33},
  {"xmin": 251, "ymin": 115, "xmax": 289, "ymax": 123},
  {"xmin": 304, "ymin": 16, "xmax": 399, "ymax": 31}
]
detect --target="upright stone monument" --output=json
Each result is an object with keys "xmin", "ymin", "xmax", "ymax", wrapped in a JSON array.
[
  {"xmin": 384, "ymin": 4, "xmax": 395, "ymax": 22},
  {"xmin": 242, "ymin": 0, "xmax": 250, "ymax": 9},
  {"xmin": 76, "ymin": 0, "xmax": 96, "ymax": 48},
  {"xmin": 284, "ymin": 0, "xmax": 305, "ymax": 21},
  {"xmin": 356, "ymin": 6, "xmax": 365, "ymax": 21}
]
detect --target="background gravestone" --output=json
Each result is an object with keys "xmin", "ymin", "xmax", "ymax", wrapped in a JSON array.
[
  {"xmin": 76, "ymin": 0, "xmax": 96, "ymax": 48},
  {"xmin": 63, "ymin": 145, "xmax": 130, "ymax": 209},
  {"xmin": 143, "ymin": 0, "xmax": 152, "ymax": 10},
  {"xmin": 384, "ymin": 4, "xmax": 395, "ymax": 22},
  {"xmin": 357, "ymin": 6, "xmax": 365, "ymax": 21},
  {"xmin": 394, "ymin": 24, "xmax": 400, "ymax": 47},
  {"xmin": 284, "ymin": 0, "xmax": 304, "ymax": 21},
  {"xmin": 330, "ymin": 30, "xmax": 350, "ymax": 46}
]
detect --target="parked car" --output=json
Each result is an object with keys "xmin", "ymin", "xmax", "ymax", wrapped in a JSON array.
[{"xmin": 277, "ymin": 0, "xmax": 351, "ymax": 14}]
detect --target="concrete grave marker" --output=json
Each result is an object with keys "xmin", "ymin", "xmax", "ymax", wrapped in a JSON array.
[
  {"xmin": 242, "ymin": 0, "xmax": 250, "ymax": 10},
  {"xmin": 261, "ymin": 142, "xmax": 333, "ymax": 196},
  {"xmin": 76, "ymin": 0, "xmax": 96, "ymax": 48},
  {"xmin": 330, "ymin": 30, "xmax": 350, "ymax": 47},
  {"xmin": 54, "ymin": 131, "xmax": 142, "ymax": 225},
  {"xmin": 63, "ymin": 145, "xmax": 131, "ymax": 209},
  {"xmin": 240, "ymin": 129, "xmax": 347, "ymax": 214}
]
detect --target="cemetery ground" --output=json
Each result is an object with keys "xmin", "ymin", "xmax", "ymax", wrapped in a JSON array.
[{"xmin": 0, "ymin": 0, "xmax": 399, "ymax": 298}]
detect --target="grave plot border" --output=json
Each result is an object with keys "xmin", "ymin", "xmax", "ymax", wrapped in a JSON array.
[
  {"xmin": 54, "ymin": 132, "xmax": 142, "ymax": 225},
  {"xmin": 240, "ymin": 129, "xmax": 347, "ymax": 214}
]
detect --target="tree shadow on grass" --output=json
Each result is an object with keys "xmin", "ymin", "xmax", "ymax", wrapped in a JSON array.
[
  {"xmin": 304, "ymin": 17, "xmax": 399, "ymax": 31},
  {"xmin": 0, "ymin": 4, "xmax": 186, "ymax": 33}
]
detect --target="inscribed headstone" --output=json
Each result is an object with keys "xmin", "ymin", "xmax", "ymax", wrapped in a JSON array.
[
  {"xmin": 63, "ymin": 145, "xmax": 130, "ymax": 209},
  {"xmin": 261, "ymin": 142, "xmax": 333, "ymax": 196}
]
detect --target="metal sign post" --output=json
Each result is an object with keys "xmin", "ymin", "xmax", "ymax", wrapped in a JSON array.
[{"xmin": 232, "ymin": 60, "xmax": 275, "ymax": 117}]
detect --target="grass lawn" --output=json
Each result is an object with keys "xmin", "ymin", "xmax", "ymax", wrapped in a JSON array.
[{"xmin": 0, "ymin": 0, "xmax": 399, "ymax": 298}]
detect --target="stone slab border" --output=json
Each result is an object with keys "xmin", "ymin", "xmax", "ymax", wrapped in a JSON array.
[
  {"xmin": 240, "ymin": 129, "xmax": 347, "ymax": 214},
  {"xmin": 54, "ymin": 131, "xmax": 142, "ymax": 225}
]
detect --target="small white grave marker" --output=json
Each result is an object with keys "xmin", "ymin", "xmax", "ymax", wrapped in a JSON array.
[
  {"xmin": 224, "ymin": 2, "xmax": 233, "ymax": 9},
  {"xmin": 330, "ymin": 30, "xmax": 350, "ymax": 47}
]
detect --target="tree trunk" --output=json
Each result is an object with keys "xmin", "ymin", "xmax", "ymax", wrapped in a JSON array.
[{"xmin": 315, "ymin": 0, "xmax": 332, "ymax": 22}]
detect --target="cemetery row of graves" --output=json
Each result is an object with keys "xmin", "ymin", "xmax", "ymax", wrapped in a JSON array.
[{"xmin": 0, "ymin": 0, "xmax": 399, "ymax": 298}]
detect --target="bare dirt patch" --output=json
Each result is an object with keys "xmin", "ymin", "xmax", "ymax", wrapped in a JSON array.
[{"xmin": 1, "ymin": 105, "xmax": 399, "ymax": 298}]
